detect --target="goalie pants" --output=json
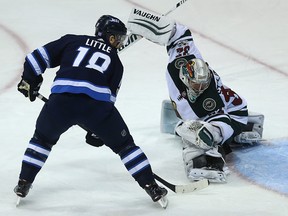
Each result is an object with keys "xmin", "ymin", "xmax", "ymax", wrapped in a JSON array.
[{"xmin": 18, "ymin": 93, "xmax": 154, "ymax": 188}]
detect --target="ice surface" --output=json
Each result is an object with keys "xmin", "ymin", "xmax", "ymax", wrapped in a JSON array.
[{"xmin": 1, "ymin": 0, "xmax": 287, "ymax": 215}]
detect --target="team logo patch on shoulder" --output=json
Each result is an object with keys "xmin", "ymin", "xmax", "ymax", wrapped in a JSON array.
[
  {"xmin": 202, "ymin": 98, "xmax": 216, "ymax": 111},
  {"xmin": 175, "ymin": 58, "xmax": 188, "ymax": 69}
]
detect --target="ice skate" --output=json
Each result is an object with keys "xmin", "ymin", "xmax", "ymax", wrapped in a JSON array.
[
  {"xmin": 144, "ymin": 181, "xmax": 168, "ymax": 208},
  {"xmin": 14, "ymin": 179, "xmax": 32, "ymax": 198},
  {"xmin": 14, "ymin": 179, "xmax": 32, "ymax": 206}
]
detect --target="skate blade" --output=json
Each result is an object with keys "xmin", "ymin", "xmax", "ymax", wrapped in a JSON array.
[
  {"xmin": 16, "ymin": 196, "xmax": 21, "ymax": 207},
  {"xmin": 157, "ymin": 196, "xmax": 168, "ymax": 209}
]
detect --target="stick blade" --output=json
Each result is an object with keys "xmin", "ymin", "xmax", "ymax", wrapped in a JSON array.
[{"xmin": 175, "ymin": 179, "xmax": 209, "ymax": 193}]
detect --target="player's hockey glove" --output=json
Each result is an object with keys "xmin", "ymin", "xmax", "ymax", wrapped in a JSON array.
[
  {"xmin": 85, "ymin": 131, "xmax": 104, "ymax": 147},
  {"xmin": 17, "ymin": 75, "xmax": 43, "ymax": 102}
]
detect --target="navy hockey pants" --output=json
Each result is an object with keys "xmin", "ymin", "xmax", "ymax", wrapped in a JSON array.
[
  {"xmin": 35, "ymin": 93, "xmax": 134, "ymax": 152},
  {"xmin": 19, "ymin": 93, "xmax": 155, "ymax": 186}
]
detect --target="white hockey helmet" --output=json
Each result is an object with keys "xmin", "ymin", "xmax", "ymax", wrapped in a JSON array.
[{"xmin": 179, "ymin": 58, "xmax": 211, "ymax": 102}]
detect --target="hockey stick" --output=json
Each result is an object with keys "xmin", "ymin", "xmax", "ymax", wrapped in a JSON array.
[
  {"xmin": 118, "ymin": 0, "xmax": 189, "ymax": 53},
  {"xmin": 36, "ymin": 92, "xmax": 48, "ymax": 102},
  {"xmin": 163, "ymin": 0, "xmax": 189, "ymax": 16},
  {"xmin": 36, "ymin": 92, "xmax": 209, "ymax": 193},
  {"xmin": 154, "ymin": 174, "xmax": 209, "ymax": 193}
]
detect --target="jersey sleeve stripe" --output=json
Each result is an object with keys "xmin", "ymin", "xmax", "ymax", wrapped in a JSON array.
[
  {"xmin": 37, "ymin": 46, "xmax": 51, "ymax": 68},
  {"xmin": 26, "ymin": 53, "xmax": 43, "ymax": 76}
]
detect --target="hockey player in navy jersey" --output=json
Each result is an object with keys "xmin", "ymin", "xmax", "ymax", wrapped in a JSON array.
[
  {"xmin": 14, "ymin": 15, "xmax": 167, "ymax": 205},
  {"xmin": 127, "ymin": 9, "xmax": 263, "ymax": 183}
]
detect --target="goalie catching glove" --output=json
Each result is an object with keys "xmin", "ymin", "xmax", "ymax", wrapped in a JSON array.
[
  {"xmin": 175, "ymin": 120, "xmax": 223, "ymax": 150},
  {"xmin": 17, "ymin": 75, "xmax": 43, "ymax": 102},
  {"xmin": 127, "ymin": 7, "xmax": 175, "ymax": 45}
]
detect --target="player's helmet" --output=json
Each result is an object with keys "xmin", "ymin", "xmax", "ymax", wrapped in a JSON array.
[
  {"xmin": 95, "ymin": 15, "xmax": 127, "ymax": 47},
  {"xmin": 179, "ymin": 58, "xmax": 211, "ymax": 103}
]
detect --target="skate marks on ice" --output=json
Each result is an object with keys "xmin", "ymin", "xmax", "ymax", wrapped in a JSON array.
[{"xmin": 231, "ymin": 138, "xmax": 288, "ymax": 196}]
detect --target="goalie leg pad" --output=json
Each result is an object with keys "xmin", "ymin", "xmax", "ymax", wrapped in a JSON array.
[
  {"xmin": 160, "ymin": 99, "xmax": 180, "ymax": 134},
  {"xmin": 247, "ymin": 111, "xmax": 264, "ymax": 136},
  {"xmin": 182, "ymin": 145, "xmax": 228, "ymax": 182},
  {"xmin": 187, "ymin": 149, "xmax": 228, "ymax": 183},
  {"xmin": 127, "ymin": 7, "xmax": 175, "ymax": 45},
  {"xmin": 233, "ymin": 111, "xmax": 264, "ymax": 144},
  {"xmin": 182, "ymin": 145, "xmax": 205, "ymax": 174}
]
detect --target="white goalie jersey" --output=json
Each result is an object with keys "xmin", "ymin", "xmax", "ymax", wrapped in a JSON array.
[
  {"xmin": 165, "ymin": 23, "xmax": 249, "ymax": 145},
  {"xmin": 166, "ymin": 23, "xmax": 203, "ymax": 63}
]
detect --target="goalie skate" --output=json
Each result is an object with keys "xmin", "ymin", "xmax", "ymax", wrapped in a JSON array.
[
  {"xmin": 234, "ymin": 131, "xmax": 262, "ymax": 145},
  {"xmin": 188, "ymin": 168, "xmax": 227, "ymax": 183}
]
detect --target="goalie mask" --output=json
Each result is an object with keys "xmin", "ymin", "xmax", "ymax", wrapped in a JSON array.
[
  {"xmin": 179, "ymin": 58, "xmax": 211, "ymax": 103},
  {"xmin": 95, "ymin": 15, "xmax": 127, "ymax": 48}
]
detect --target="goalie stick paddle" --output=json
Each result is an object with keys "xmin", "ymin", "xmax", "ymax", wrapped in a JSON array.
[
  {"xmin": 36, "ymin": 93, "xmax": 209, "ymax": 194},
  {"xmin": 154, "ymin": 173, "xmax": 209, "ymax": 193},
  {"xmin": 118, "ymin": 0, "xmax": 189, "ymax": 53}
]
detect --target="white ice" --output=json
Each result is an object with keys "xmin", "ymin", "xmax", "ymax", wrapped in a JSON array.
[{"xmin": 0, "ymin": 0, "xmax": 288, "ymax": 215}]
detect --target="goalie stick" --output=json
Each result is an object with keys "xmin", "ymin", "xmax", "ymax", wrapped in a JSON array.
[
  {"xmin": 36, "ymin": 93, "xmax": 209, "ymax": 194},
  {"xmin": 118, "ymin": 0, "xmax": 189, "ymax": 53}
]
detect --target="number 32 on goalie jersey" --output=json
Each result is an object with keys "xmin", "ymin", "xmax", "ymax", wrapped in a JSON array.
[{"xmin": 176, "ymin": 45, "xmax": 190, "ymax": 58}]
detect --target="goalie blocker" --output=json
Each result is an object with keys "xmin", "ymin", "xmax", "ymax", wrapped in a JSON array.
[
  {"xmin": 160, "ymin": 100, "xmax": 264, "ymax": 145},
  {"xmin": 127, "ymin": 7, "xmax": 175, "ymax": 45}
]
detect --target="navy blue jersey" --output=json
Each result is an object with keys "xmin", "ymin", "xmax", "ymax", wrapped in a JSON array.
[{"xmin": 23, "ymin": 34, "xmax": 123, "ymax": 103}]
